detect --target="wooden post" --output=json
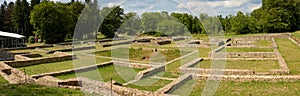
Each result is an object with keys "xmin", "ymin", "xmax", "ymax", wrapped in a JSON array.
[
  {"xmin": 23, "ymin": 68, "xmax": 27, "ymax": 84},
  {"xmin": 111, "ymin": 78, "xmax": 113, "ymax": 96}
]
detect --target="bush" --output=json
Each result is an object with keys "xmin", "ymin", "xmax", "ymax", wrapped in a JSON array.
[{"xmin": 28, "ymin": 36, "xmax": 35, "ymax": 43}]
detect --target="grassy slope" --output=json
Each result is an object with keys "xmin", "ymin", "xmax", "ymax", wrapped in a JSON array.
[{"xmin": 276, "ymin": 38, "xmax": 300, "ymax": 74}]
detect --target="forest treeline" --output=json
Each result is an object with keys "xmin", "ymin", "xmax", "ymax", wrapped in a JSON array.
[{"xmin": 0, "ymin": 0, "xmax": 299, "ymax": 43}]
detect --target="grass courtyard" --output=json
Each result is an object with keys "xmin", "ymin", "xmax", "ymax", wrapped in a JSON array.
[
  {"xmin": 193, "ymin": 60, "xmax": 279, "ymax": 72},
  {"xmin": 55, "ymin": 64, "xmax": 145, "ymax": 84},
  {"xmin": 276, "ymin": 38, "xmax": 300, "ymax": 74}
]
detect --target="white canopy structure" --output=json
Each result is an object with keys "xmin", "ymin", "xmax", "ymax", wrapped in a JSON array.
[
  {"xmin": 0, "ymin": 31, "xmax": 26, "ymax": 48},
  {"xmin": 0, "ymin": 31, "xmax": 25, "ymax": 38}
]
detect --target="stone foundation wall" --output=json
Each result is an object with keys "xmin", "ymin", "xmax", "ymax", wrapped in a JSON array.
[
  {"xmin": 157, "ymin": 74, "xmax": 193, "ymax": 94},
  {"xmin": 3, "ymin": 44, "xmax": 54, "ymax": 51},
  {"xmin": 180, "ymin": 68, "xmax": 254, "ymax": 75},
  {"xmin": 136, "ymin": 65, "xmax": 165, "ymax": 79},
  {"xmin": 4, "ymin": 52, "xmax": 75, "ymax": 68},
  {"xmin": 14, "ymin": 55, "xmax": 33, "ymax": 61},
  {"xmin": 193, "ymin": 74, "xmax": 300, "ymax": 82},
  {"xmin": 215, "ymin": 52, "xmax": 277, "ymax": 58},
  {"xmin": 0, "ymin": 62, "xmax": 36, "ymax": 84}
]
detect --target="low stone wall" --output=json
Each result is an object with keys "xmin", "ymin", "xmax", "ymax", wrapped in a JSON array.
[
  {"xmin": 135, "ymin": 65, "xmax": 165, "ymax": 79},
  {"xmin": 36, "ymin": 76, "xmax": 62, "ymax": 87},
  {"xmin": 74, "ymin": 77, "xmax": 168, "ymax": 96},
  {"xmin": 14, "ymin": 55, "xmax": 33, "ymax": 61},
  {"xmin": 21, "ymin": 54, "xmax": 42, "ymax": 58},
  {"xmin": 32, "ymin": 61, "xmax": 113, "ymax": 78},
  {"xmin": 113, "ymin": 61, "xmax": 152, "ymax": 69},
  {"xmin": 180, "ymin": 58, "xmax": 202, "ymax": 68},
  {"xmin": 0, "ymin": 62, "xmax": 36, "ymax": 84},
  {"xmin": 4, "ymin": 52, "xmax": 75, "ymax": 68},
  {"xmin": 180, "ymin": 68, "xmax": 254, "ymax": 75},
  {"xmin": 193, "ymin": 74, "xmax": 300, "ymax": 82},
  {"xmin": 213, "ymin": 52, "xmax": 277, "ymax": 58},
  {"xmin": 3, "ymin": 44, "xmax": 54, "ymax": 51},
  {"xmin": 102, "ymin": 40, "xmax": 133, "ymax": 47},
  {"xmin": 157, "ymin": 74, "xmax": 193, "ymax": 94}
]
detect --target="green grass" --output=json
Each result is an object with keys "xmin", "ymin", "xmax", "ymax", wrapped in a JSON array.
[
  {"xmin": 198, "ymin": 48, "xmax": 211, "ymax": 57},
  {"xmin": 193, "ymin": 60, "xmax": 279, "ymax": 72},
  {"xmin": 18, "ymin": 55, "xmax": 111, "ymax": 75},
  {"xmin": 0, "ymin": 84, "xmax": 83, "ymax": 96},
  {"xmin": 95, "ymin": 48, "xmax": 187, "ymax": 62},
  {"xmin": 170, "ymin": 79, "xmax": 196, "ymax": 96},
  {"xmin": 124, "ymin": 78, "xmax": 172, "ymax": 92},
  {"xmin": 55, "ymin": 64, "xmax": 145, "ymax": 84},
  {"xmin": 190, "ymin": 80, "xmax": 300, "ymax": 96},
  {"xmin": 227, "ymin": 48, "xmax": 274, "ymax": 52},
  {"xmin": 276, "ymin": 38, "xmax": 300, "ymax": 74},
  {"xmin": 292, "ymin": 31, "xmax": 300, "ymax": 40},
  {"xmin": 0, "ymin": 76, "xmax": 8, "ymax": 85},
  {"xmin": 164, "ymin": 51, "xmax": 199, "ymax": 78},
  {"xmin": 255, "ymin": 40, "xmax": 272, "ymax": 46}
]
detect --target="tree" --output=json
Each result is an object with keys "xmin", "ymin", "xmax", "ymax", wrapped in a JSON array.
[
  {"xmin": 30, "ymin": 1, "xmax": 72, "ymax": 43},
  {"xmin": 12, "ymin": 0, "xmax": 31, "ymax": 36},
  {"xmin": 99, "ymin": 6, "xmax": 124, "ymax": 38},
  {"xmin": 156, "ymin": 20, "xmax": 187, "ymax": 36},
  {"xmin": 230, "ymin": 11, "xmax": 250, "ymax": 34}
]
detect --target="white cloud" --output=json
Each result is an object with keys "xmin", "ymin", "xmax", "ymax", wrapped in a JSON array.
[{"xmin": 107, "ymin": 2, "xmax": 115, "ymax": 7}]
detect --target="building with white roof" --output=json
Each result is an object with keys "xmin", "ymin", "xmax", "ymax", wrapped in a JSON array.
[{"xmin": 0, "ymin": 31, "xmax": 26, "ymax": 48}]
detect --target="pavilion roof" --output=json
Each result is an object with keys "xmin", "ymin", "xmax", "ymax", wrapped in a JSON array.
[{"xmin": 0, "ymin": 31, "xmax": 25, "ymax": 39}]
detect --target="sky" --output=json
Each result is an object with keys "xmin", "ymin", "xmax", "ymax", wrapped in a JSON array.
[{"xmin": 0, "ymin": 0, "xmax": 262, "ymax": 16}]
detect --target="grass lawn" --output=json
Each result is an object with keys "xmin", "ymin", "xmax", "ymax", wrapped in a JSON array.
[
  {"xmin": 124, "ymin": 78, "xmax": 172, "ymax": 92},
  {"xmin": 55, "ymin": 64, "xmax": 145, "ymax": 84},
  {"xmin": 255, "ymin": 40, "xmax": 272, "ymax": 46},
  {"xmin": 0, "ymin": 76, "xmax": 8, "ymax": 85},
  {"xmin": 18, "ymin": 55, "xmax": 111, "ymax": 75},
  {"xmin": 190, "ymin": 80, "xmax": 300, "ymax": 96},
  {"xmin": 170, "ymin": 79, "xmax": 196, "ymax": 96},
  {"xmin": 276, "ymin": 38, "xmax": 300, "ymax": 74},
  {"xmin": 95, "ymin": 48, "xmax": 188, "ymax": 62},
  {"xmin": 164, "ymin": 51, "xmax": 199, "ymax": 78},
  {"xmin": 0, "ymin": 84, "xmax": 83, "ymax": 96},
  {"xmin": 226, "ymin": 48, "xmax": 274, "ymax": 52},
  {"xmin": 193, "ymin": 60, "xmax": 279, "ymax": 72},
  {"xmin": 292, "ymin": 31, "xmax": 300, "ymax": 40},
  {"xmin": 198, "ymin": 48, "xmax": 211, "ymax": 57}
]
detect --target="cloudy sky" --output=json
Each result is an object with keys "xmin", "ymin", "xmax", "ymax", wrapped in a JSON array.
[
  {"xmin": 0, "ymin": 0, "xmax": 262, "ymax": 16},
  {"xmin": 98, "ymin": 0, "xmax": 262, "ymax": 16}
]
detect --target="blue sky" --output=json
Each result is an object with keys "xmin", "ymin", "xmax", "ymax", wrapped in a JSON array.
[{"xmin": 1, "ymin": 0, "xmax": 262, "ymax": 16}]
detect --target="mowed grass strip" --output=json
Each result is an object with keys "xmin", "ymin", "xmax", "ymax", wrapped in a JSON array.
[
  {"xmin": 190, "ymin": 80, "xmax": 300, "ymax": 96},
  {"xmin": 276, "ymin": 38, "xmax": 300, "ymax": 74},
  {"xmin": 18, "ymin": 55, "xmax": 111, "ymax": 75},
  {"xmin": 193, "ymin": 60, "xmax": 279, "ymax": 72},
  {"xmin": 95, "ymin": 48, "xmax": 187, "ymax": 62},
  {"xmin": 255, "ymin": 40, "xmax": 272, "ymax": 46},
  {"xmin": 0, "ymin": 84, "xmax": 83, "ymax": 96},
  {"xmin": 226, "ymin": 48, "xmax": 274, "ymax": 52},
  {"xmin": 124, "ymin": 78, "xmax": 172, "ymax": 92},
  {"xmin": 55, "ymin": 64, "xmax": 145, "ymax": 84}
]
